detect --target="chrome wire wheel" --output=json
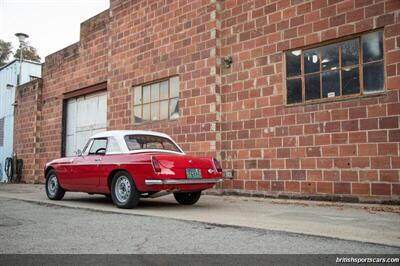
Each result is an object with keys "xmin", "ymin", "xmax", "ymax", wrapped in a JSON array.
[
  {"xmin": 47, "ymin": 175, "xmax": 58, "ymax": 197},
  {"xmin": 114, "ymin": 175, "xmax": 131, "ymax": 203}
]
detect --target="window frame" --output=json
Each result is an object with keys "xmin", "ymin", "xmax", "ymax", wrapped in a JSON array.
[
  {"xmin": 124, "ymin": 134, "xmax": 183, "ymax": 153},
  {"xmin": 132, "ymin": 76, "xmax": 180, "ymax": 125},
  {"xmin": 88, "ymin": 138, "xmax": 108, "ymax": 156},
  {"xmin": 284, "ymin": 29, "xmax": 386, "ymax": 105},
  {"xmin": 106, "ymin": 136, "xmax": 122, "ymax": 155}
]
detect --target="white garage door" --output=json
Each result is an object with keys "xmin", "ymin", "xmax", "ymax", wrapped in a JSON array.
[{"xmin": 65, "ymin": 91, "xmax": 107, "ymax": 157}]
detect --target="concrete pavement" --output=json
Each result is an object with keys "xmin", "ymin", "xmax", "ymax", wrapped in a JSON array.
[
  {"xmin": 0, "ymin": 184, "xmax": 399, "ymax": 247},
  {"xmin": 1, "ymin": 198, "xmax": 399, "ymax": 254}
]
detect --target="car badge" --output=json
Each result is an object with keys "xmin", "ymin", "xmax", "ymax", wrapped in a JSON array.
[{"xmin": 188, "ymin": 160, "xmax": 192, "ymax": 164}]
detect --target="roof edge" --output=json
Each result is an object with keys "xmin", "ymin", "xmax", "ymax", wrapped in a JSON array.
[{"xmin": 0, "ymin": 59, "xmax": 42, "ymax": 71}]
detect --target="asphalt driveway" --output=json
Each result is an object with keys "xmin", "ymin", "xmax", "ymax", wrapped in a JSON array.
[
  {"xmin": 0, "ymin": 198, "xmax": 399, "ymax": 254},
  {"xmin": 0, "ymin": 184, "xmax": 399, "ymax": 250}
]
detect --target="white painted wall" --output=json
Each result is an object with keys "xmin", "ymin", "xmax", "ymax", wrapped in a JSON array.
[{"xmin": 0, "ymin": 60, "xmax": 41, "ymax": 182}]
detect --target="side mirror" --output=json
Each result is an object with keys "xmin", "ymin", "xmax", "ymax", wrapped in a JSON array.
[{"xmin": 76, "ymin": 149, "xmax": 82, "ymax": 156}]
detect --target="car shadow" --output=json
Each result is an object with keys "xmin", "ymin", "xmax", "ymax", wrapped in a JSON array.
[{"xmin": 61, "ymin": 195, "xmax": 211, "ymax": 209}]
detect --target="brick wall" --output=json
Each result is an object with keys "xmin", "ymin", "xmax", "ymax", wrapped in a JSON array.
[
  {"xmin": 15, "ymin": 0, "xmax": 400, "ymax": 202},
  {"xmin": 14, "ymin": 79, "xmax": 42, "ymax": 183},
  {"xmin": 107, "ymin": 0, "xmax": 221, "ymax": 157},
  {"xmin": 217, "ymin": 0, "xmax": 400, "ymax": 201},
  {"xmin": 38, "ymin": 10, "xmax": 110, "ymax": 172}
]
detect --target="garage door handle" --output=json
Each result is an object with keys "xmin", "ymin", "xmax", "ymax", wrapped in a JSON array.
[{"xmin": 94, "ymin": 158, "xmax": 102, "ymax": 162}]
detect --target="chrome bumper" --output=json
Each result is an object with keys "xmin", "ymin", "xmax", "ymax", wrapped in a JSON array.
[{"xmin": 145, "ymin": 178, "xmax": 224, "ymax": 186}]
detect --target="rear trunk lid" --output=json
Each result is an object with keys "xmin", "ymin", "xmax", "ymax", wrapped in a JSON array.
[{"xmin": 154, "ymin": 154, "xmax": 213, "ymax": 169}]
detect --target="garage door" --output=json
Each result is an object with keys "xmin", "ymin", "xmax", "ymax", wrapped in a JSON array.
[{"xmin": 65, "ymin": 91, "xmax": 107, "ymax": 157}]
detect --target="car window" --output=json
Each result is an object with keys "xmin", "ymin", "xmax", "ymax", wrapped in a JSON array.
[
  {"xmin": 106, "ymin": 137, "xmax": 122, "ymax": 154},
  {"xmin": 89, "ymin": 138, "xmax": 107, "ymax": 155},
  {"xmin": 82, "ymin": 139, "xmax": 93, "ymax": 156},
  {"xmin": 124, "ymin": 135, "xmax": 181, "ymax": 152}
]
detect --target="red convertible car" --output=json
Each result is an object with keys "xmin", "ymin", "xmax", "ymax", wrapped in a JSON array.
[{"xmin": 44, "ymin": 130, "xmax": 227, "ymax": 208}]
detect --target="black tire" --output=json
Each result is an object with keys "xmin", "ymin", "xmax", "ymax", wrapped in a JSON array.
[
  {"xmin": 45, "ymin": 170, "xmax": 65, "ymax": 200},
  {"xmin": 173, "ymin": 191, "xmax": 202, "ymax": 205},
  {"xmin": 111, "ymin": 171, "xmax": 140, "ymax": 209}
]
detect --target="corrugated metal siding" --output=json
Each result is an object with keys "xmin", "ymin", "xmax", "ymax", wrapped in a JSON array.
[
  {"xmin": 0, "ymin": 118, "xmax": 4, "ymax": 146},
  {"xmin": 0, "ymin": 60, "xmax": 41, "ymax": 182}
]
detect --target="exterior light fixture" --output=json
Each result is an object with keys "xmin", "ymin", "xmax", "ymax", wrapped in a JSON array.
[
  {"xmin": 223, "ymin": 56, "xmax": 233, "ymax": 68},
  {"xmin": 15, "ymin": 32, "xmax": 29, "ymax": 85}
]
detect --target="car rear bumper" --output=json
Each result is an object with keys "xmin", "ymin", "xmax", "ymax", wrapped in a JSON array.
[{"xmin": 145, "ymin": 178, "xmax": 224, "ymax": 186}]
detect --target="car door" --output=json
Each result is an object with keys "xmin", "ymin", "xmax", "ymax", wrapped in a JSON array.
[
  {"xmin": 96, "ymin": 136, "xmax": 123, "ymax": 191},
  {"xmin": 72, "ymin": 138, "xmax": 107, "ymax": 189}
]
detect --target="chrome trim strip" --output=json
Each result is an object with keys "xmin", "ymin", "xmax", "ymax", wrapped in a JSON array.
[{"xmin": 145, "ymin": 178, "xmax": 224, "ymax": 185}]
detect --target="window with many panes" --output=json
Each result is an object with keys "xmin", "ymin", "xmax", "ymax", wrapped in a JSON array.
[
  {"xmin": 132, "ymin": 76, "xmax": 179, "ymax": 124},
  {"xmin": 285, "ymin": 30, "xmax": 384, "ymax": 104}
]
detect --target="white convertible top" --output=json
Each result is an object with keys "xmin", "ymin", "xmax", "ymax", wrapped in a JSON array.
[
  {"xmin": 89, "ymin": 130, "xmax": 184, "ymax": 154},
  {"xmin": 91, "ymin": 130, "xmax": 172, "ymax": 140}
]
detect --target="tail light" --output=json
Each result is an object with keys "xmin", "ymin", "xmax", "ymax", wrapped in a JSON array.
[
  {"xmin": 151, "ymin": 156, "xmax": 161, "ymax": 173},
  {"xmin": 213, "ymin": 158, "xmax": 223, "ymax": 173}
]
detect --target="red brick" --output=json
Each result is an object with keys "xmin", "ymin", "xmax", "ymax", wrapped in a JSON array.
[
  {"xmin": 349, "ymin": 107, "xmax": 366, "ymax": 119},
  {"xmin": 351, "ymin": 157, "xmax": 370, "ymax": 168},
  {"xmin": 371, "ymin": 157, "xmax": 391, "ymax": 169},
  {"xmin": 387, "ymin": 76, "xmax": 400, "ymax": 89},
  {"xmin": 286, "ymin": 181, "xmax": 300, "ymax": 192},
  {"xmin": 301, "ymin": 182, "xmax": 316, "ymax": 194},
  {"xmin": 306, "ymin": 147, "xmax": 321, "ymax": 157},
  {"xmin": 316, "ymin": 158, "xmax": 332, "ymax": 168},
  {"xmin": 339, "ymin": 145, "xmax": 357, "ymax": 156},
  {"xmin": 349, "ymin": 132, "xmax": 367, "ymax": 143},
  {"xmin": 331, "ymin": 109, "xmax": 348, "ymax": 120},
  {"xmin": 278, "ymin": 170, "xmax": 291, "ymax": 180},
  {"xmin": 368, "ymin": 131, "xmax": 387, "ymax": 143},
  {"xmin": 245, "ymin": 181, "xmax": 257, "ymax": 190},
  {"xmin": 334, "ymin": 158, "xmax": 351, "ymax": 169},
  {"xmin": 393, "ymin": 184, "xmax": 400, "ymax": 196},
  {"xmin": 341, "ymin": 171, "xmax": 358, "ymax": 182},
  {"xmin": 360, "ymin": 118, "xmax": 378, "ymax": 130},
  {"xmin": 334, "ymin": 183, "xmax": 351, "ymax": 194},
  {"xmin": 392, "ymin": 156, "xmax": 400, "ymax": 168},
  {"xmin": 317, "ymin": 182, "xmax": 333, "ymax": 194},
  {"xmin": 332, "ymin": 133, "xmax": 348, "ymax": 144},
  {"xmin": 380, "ymin": 170, "xmax": 399, "ymax": 182},
  {"xmin": 376, "ymin": 14, "xmax": 395, "ymax": 28},
  {"xmin": 365, "ymin": 3, "xmax": 384, "ymax": 18},
  {"xmin": 315, "ymin": 134, "xmax": 330, "ymax": 145},
  {"xmin": 277, "ymin": 148, "xmax": 290, "ymax": 158},
  {"xmin": 387, "ymin": 103, "xmax": 400, "ymax": 115},
  {"xmin": 337, "ymin": 0, "xmax": 353, "ymax": 14},
  {"xmin": 347, "ymin": 8, "xmax": 364, "ymax": 23},
  {"xmin": 352, "ymin": 183, "xmax": 370, "ymax": 195},
  {"xmin": 379, "ymin": 117, "xmax": 398, "ymax": 129},
  {"xmin": 389, "ymin": 130, "xmax": 400, "ymax": 142},
  {"xmin": 322, "ymin": 146, "xmax": 338, "ymax": 157},
  {"xmin": 359, "ymin": 170, "xmax": 379, "ymax": 182},
  {"xmin": 292, "ymin": 170, "xmax": 306, "ymax": 180},
  {"xmin": 378, "ymin": 143, "xmax": 398, "ymax": 156},
  {"xmin": 271, "ymin": 181, "xmax": 284, "ymax": 191},
  {"xmin": 324, "ymin": 170, "xmax": 340, "ymax": 181},
  {"xmin": 257, "ymin": 181, "xmax": 271, "ymax": 191},
  {"xmin": 371, "ymin": 183, "xmax": 391, "ymax": 196},
  {"xmin": 308, "ymin": 170, "xmax": 323, "ymax": 181}
]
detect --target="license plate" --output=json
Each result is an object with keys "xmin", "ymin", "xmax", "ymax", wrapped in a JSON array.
[{"xmin": 186, "ymin": 168, "xmax": 202, "ymax": 179}]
